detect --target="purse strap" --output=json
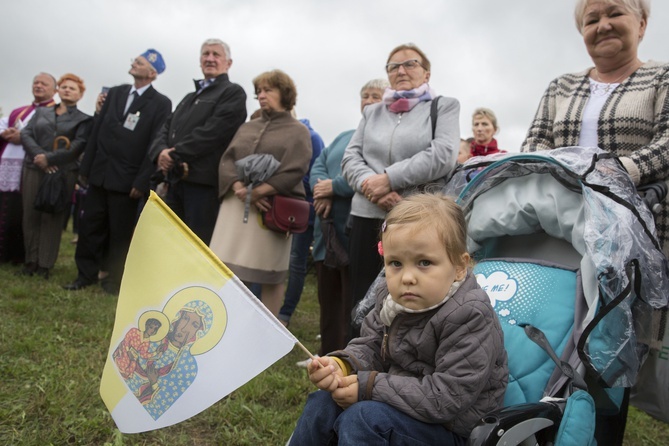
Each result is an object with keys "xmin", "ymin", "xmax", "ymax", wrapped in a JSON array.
[{"xmin": 430, "ymin": 96, "xmax": 441, "ymax": 139}]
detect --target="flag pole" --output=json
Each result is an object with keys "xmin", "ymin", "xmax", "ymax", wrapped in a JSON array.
[{"xmin": 295, "ymin": 340, "xmax": 323, "ymax": 368}]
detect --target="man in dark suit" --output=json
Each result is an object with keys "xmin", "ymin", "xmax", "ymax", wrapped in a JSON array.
[
  {"xmin": 150, "ymin": 38, "xmax": 247, "ymax": 245},
  {"xmin": 63, "ymin": 49, "xmax": 172, "ymax": 294}
]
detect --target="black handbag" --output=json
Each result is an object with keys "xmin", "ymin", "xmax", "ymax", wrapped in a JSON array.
[
  {"xmin": 322, "ymin": 218, "xmax": 349, "ymax": 268},
  {"xmin": 33, "ymin": 170, "xmax": 69, "ymax": 214}
]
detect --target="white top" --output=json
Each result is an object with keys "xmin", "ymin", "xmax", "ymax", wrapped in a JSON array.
[
  {"xmin": 578, "ymin": 79, "xmax": 619, "ymax": 148},
  {"xmin": 0, "ymin": 109, "xmax": 37, "ymax": 191}
]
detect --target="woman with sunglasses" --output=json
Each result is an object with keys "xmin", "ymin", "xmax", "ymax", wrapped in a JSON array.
[{"xmin": 341, "ymin": 43, "xmax": 460, "ymax": 337}]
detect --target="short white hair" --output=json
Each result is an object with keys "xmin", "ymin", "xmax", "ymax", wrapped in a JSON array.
[
  {"xmin": 201, "ymin": 38, "xmax": 231, "ymax": 59},
  {"xmin": 34, "ymin": 72, "xmax": 57, "ymax": 88},
  {"xmin": 360, "ymin": 78, "xmax": 389, "ymax": 95},
  {"xmin": 574, "ymin": 0, "xmax": 651, "ymax": 33}
]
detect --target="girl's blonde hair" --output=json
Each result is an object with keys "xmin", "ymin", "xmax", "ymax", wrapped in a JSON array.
[{"xmin": 382, "ymin": 193, "xmax": 468, "ymax": 268}]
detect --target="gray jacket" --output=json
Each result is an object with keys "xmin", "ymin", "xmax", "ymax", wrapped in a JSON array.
[
  {"xmin": 341, "ymin": 97, "xmax": 460, "ymax": 219},
  {"xmin": 332, "ymin": 272, "xmax": 508, "ymax": 438},
  {"xmin": 21, "ymin": 105, "xmax": 92, "ymax": 171}
]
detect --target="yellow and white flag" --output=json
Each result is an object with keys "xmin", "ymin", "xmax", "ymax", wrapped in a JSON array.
[{"xmin": 100, "ymin": 192, "xmax": 298, "ymax": 433}]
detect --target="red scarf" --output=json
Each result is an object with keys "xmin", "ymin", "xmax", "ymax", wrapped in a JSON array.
[{"xmin": 470, "ymin": 138, "xmax": 504, "ymax": 157}]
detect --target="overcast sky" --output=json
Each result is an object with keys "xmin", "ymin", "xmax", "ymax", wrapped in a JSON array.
[{"xmin": 2, "ymin": 0, "xmax": 667, "ymax": 151}]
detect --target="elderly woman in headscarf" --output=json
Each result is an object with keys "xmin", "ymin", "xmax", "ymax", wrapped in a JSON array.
[
  {"xmin": 522, "ymin": 0, "xmax": 668, "ymax": 259},
  {"xmin": 341, "ymin": 43, "xmax": 460, "ymax": 330},
  {"xmin": 19, "ymin": 73, "xmax": 92, "ymax": 279},
  {"xmin": 209, "ymin": 70, "xmax": 311, "ymax": 316}
]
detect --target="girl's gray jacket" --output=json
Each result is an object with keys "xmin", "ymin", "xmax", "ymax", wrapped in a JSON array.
[{"xmin": 331, "ymin": 272, "xmax": 508, "ymax": 438}]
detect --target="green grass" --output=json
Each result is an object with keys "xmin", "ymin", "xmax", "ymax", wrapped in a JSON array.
[{"xmin": 0, "ymin": 229, "xmax": 668, "ymax": 445}]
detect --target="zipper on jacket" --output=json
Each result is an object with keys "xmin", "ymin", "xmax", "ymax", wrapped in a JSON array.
[
  {"xmin": 388, "ymin": 113, "xmax": 403, "ymax": 164},
  {"xmin": 381, "ymin": 327, "xmax": 389, "ymax": 363}
]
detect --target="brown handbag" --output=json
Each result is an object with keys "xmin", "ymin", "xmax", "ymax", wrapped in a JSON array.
[{"xmin": 262, "ymin": 195, "xmax": 310, "ymax": 236}]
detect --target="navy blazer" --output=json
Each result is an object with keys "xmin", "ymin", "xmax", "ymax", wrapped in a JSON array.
[
  {"xmin": 149, "ymin": 73, "xmax": 247, "ymax": 187},
  {"xmin": 21, "ymin": 105, "xmax": 92, "ymax": 172},
  {"xmin": 80, "ymin": 84, "xmax": 172, "ymax": 193}
]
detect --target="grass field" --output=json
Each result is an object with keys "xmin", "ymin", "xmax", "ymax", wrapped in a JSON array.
[{"xmin": 0, "ymin": 228, "xmax": 668, "ymax": 445}]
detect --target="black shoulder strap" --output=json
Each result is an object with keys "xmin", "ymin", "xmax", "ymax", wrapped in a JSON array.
[{"xmin": 430, "ymin": 96, "xmax": 442, "ymax": 139}]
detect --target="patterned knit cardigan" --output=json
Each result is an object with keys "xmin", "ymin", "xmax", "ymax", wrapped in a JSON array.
[{"xmin": 521, "ymin": 61, "xmax": 669, "ymax": 257}]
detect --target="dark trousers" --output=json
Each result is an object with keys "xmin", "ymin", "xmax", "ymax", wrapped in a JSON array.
[
  {"xmin": 74, "ymin": 185, "xmax": 138, "ymax": 287},
  {"xmin": 315, "ymin": 261, "xmax": 351, "ymax": 355},
  {"xmin": 164, "ymin": 181, "xmax": 219, "ymax": 245},
  {"xmin": 347, "ymin": 216, "xmax": 384, "ymax": 338},
  {"xmin": 22, "ymin": 167, "xmax": 76, "ymax": 269},
  {"xmin": 0, "ymin": 191, "xmax": 24, "ymax": 263}
]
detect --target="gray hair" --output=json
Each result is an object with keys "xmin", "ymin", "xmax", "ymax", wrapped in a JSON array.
[
  {"xmin": 360, "ymin": 78, "xmax": 390, "ymax": 95},
  {"xmin": 201, "ymin": 38, "xmax": 231, "ymax": 59},
  {"xmin": 574, "ymin": 0, "xmax": 650, "ymax": 33},
  {"xmin": 472, "ymin": 107, "xmax": 499, "ymax": 131},
  {"xmin": 34, "ymin": 72, "xmax": 57, "ymax": 88}
]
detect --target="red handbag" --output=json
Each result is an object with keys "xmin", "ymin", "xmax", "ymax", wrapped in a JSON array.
[{"xmin": 262, "ymin": 195, "xmax": 310, "ymax": 236}]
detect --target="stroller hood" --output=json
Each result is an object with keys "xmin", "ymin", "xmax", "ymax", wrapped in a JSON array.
[{"xmin": 444, "ymin": 147, "xmax": 669, "ymax": 387}]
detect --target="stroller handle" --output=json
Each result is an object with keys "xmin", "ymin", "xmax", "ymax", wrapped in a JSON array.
[{"xmin": 637, "ymin": 181, "xmax": 667, "ymax": 215}]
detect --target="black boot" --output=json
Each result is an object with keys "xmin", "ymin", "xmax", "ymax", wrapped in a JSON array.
[
  {"xmin": 34, "ymin": 266, "xmax": 50, "ymax": 280},
  {"xmin": 15, "ymin": 262, "xmax": 37, "ymax": 277}
]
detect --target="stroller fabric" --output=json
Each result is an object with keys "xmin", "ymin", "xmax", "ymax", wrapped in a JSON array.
[
  {"xmin": 445, "ymin": 147, "xmax": 669, "ymax": 388},
  {"xmin": 554, "ymin": 389, "xmax": 596, "ymax": 446},
  {"xmin": 473, "ymin": 259, "xmax": 578, "ymax": 406}
]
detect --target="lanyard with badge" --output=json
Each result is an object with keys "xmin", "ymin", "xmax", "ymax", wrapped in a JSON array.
[{"xmin": 124, "ymin": 111, "xmax": 140, "ymax": 131}]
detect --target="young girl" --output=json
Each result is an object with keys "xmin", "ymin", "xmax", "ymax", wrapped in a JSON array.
[{"xmin": 289, "ymin": 193, "xmax": 508, "ymax": 445}]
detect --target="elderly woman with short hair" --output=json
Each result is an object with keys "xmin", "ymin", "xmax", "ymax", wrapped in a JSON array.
[
  {"xmin": 521, "ymin": 1, "xmax": 668, "ymax": 443},
  {"xmin": 342, "ymin": 43, "xmax": 460, "ymax": 330},
  {"xmin": 309, "ymin": 78, "xmax": 389, "ymax": 356},
  {"xmin": 19, "ymin": 73, "xmax": 92, "ymax": 279},
  {"xmin": 522, "ymin": 0, "xmax": 668, "ymax": 258},
  {"xmin": 209, "ymin": 69, "xmax": 311, "ymax": 316}
]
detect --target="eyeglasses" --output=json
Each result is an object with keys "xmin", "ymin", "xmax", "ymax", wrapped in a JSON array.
[{"xmin": 385, "ymin": 59, "xmax": 425, "ymax": 74}]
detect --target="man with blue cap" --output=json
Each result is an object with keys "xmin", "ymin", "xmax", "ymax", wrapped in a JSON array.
[{"xmin": 63, "ymin": 49, "xmax": 172, "ymax": 295}]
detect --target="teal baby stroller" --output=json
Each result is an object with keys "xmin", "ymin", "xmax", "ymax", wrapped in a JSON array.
[
  {"xmin": 349, "ymin": 146, "xmax": 668, "ymax": 445},
  {"xmin": 441, "ymin": 147, "xmax": 669, "ymax": 445}
]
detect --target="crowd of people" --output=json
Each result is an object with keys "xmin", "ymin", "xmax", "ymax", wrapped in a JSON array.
[{"xmin": 0, "ymin": 0, "xmax": 667, "ymax": 443}]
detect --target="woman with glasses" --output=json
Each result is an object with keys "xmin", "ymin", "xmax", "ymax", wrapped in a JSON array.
[{"xmin": 342, "ymin": 43, "xmax": 460, "ymax": 336}]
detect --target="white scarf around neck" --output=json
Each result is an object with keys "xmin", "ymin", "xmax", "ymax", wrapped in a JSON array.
[{"xmin": 379, "ymin": 277, "xmax": 465, "ymax": 327}]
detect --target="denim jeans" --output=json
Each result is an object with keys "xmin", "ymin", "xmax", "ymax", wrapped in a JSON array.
[
  {"xmin": 278, "ymin": 224, "xmax": 314, "ymax": 324},
  {"xmin": 289, "ymin": 390, "xmax": 466, "ymax": 446}
]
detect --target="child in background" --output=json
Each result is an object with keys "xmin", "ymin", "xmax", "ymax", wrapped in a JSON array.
[
  {"xmin": 289, "ymin": 193, "xmax": 508, "ymax": 445},
  {"xmin": 457, "ymin": 137, "xmax": 473, "ymax": 164}
]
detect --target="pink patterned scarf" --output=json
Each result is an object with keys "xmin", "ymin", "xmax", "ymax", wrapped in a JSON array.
[{"xmin": 382, "ymin": 83, "xmax": 435, "ymax": 113}]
